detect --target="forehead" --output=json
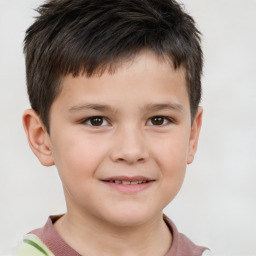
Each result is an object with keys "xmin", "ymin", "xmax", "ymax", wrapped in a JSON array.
[{"xmin": 54, "ymin": 51, "xmax": 189, "ymax": 112}]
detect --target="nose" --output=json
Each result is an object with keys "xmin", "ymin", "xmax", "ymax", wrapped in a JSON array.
[{"xmin": 109, "ymin": 125, "xmax": 149, "ymax": 164}]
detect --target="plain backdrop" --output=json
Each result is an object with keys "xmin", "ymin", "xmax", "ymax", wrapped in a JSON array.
[{"xmin": 0, "ymin": 0, "xmax": 256, "ymax": 255}]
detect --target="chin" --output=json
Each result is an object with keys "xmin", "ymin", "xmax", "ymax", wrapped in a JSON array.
[{"xmin": 101, "ymin": 206, "xmax": 156, "ymax": 228}]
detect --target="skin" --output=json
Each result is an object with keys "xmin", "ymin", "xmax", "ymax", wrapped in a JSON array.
[{"xmin": 23, "ymin": 51, "xmax": 202, "ymax": 256}]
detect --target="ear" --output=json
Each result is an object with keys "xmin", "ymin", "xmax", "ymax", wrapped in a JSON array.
[
  {"xmin": 187, "ymin": 107, "xmax": 203, "ymax": 164},
  {"xmin": 23, "ymin": 109, "xmax": 54, "ymax": 166}
]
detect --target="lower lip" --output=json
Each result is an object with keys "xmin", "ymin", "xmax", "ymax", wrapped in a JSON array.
[{"xmin": 102, "ymin": 181, "xmax": 154, "ymax": 193}]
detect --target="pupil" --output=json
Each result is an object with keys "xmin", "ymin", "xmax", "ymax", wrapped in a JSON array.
[
  {"xmin": 152, "ymin": 117, "xmax": 164, "ymax": 125},
  {"xmin": 91, "ymin": 117, "xmax": 103, "ymax": 126}
]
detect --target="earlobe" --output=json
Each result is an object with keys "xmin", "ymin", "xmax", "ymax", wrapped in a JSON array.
[
  {"xmin": 23, "ymin": 109, "xmax": 54, "ymax": 166},
  {"xmin": 187, "ymin": 107, "xmax": 203, "ymax": 164}
]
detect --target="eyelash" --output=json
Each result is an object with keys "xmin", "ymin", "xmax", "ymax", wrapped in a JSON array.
[
  {"xmin": 82, "ymin": 116, "xmax": 110, "ymax": 127},
  {"xmin": 146, "ymin": 116, "xmax": 173, "ymax": 126},
  {"xmin": 81, "ymin": 116, "xmax": 173, "ymax": 127}
]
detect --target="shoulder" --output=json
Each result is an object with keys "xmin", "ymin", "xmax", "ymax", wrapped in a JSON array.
[
  {"xmin": 177, "ymin": 232, "xmax": 208, "ymax": 256},
  {"xmin": 14, "ymin": 234, "xmax": 54, "ymax": 256},
  {"xmin": 164, "ymin": 215, "xmax": 211, "ymax": 256}
]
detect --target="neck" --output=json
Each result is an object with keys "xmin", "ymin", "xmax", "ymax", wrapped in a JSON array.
[{"xmin": 54, "ymin": 210, "xmax": 172, "ymax": 256}]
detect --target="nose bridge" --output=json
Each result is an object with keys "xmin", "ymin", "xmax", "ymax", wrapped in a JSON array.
[{"xmin": 110, "ymin": 123, "xmax": 149, "ymax": 164}]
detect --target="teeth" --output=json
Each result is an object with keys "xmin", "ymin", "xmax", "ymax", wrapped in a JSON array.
[{"xmin": 110, "ymin": 180, "xmax": 148, "ymax": 184}]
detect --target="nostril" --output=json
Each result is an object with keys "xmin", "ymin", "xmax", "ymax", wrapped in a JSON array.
[
  {"xmin": 115, "ymin": 157, "xmax": 145, "ymax": 164},
  {"xmin": 109, "ymin": 139, "xmax": 149, "ymax": 164}
]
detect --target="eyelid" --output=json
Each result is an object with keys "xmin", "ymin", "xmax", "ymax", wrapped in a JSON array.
[
  {"xmin": 81, "ymin": 116, "xmax": 110, "ymax": 126},
  {"xmin": 146, "ymin": 116, "xmax": 174, "ymax": 126}
]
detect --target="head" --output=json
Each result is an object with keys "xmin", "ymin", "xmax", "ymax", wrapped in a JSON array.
[
  {"xmin": 24, "ymin": 0, "xmax": 203, "ymax": 133},
  {"xmin": 23, "ymin": 0, "xmax": 203, "ymax": 227}
]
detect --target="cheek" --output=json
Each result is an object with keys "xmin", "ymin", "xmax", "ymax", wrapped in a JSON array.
[
  {"xmin": 152, "ymin": 133, "xmax": 189, "ymax": 170},
  {"xmin": 150, "ymin": 134, "xmax": 188, "ymax": 200},
  {"xmin": 51, "ymin": 132, "xmax": 107, "ymax": 179},
  {"xmin": 51, "ymin": 135, "xmax": 106, "ymax": 202}
]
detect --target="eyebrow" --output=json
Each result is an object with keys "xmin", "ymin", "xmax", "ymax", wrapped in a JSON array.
[
  {"xmin": 68, "ymin": 102, "xmax": 184, "ymax": 113},
  {"xmin": 68, "ymin": 103, "xmax": 114, "ymax": 113},
  {"xmin": 142, "ymin": 103, "xmax": 184, "ymax": 113}
]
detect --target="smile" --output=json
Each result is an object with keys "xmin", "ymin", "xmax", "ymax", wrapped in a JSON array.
[
  {"xmin": 107, "ymin": 180, "xmax": 149, "ymax": 184},
  {"xmin": 102, "ymin": 176, "xmax": 155, "ymax": 193}
]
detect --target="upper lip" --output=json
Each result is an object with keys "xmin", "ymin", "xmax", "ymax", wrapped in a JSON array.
[{"xmin": 102, "ymin": 176, "xmax": 155, "ymax": 182}]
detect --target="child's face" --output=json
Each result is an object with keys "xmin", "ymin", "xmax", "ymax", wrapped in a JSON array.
[{"xmin": 46, "ymin": 51, "xmax": 202, "ymax": 226}]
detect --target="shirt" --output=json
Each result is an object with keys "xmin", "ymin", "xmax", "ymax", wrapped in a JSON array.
[{"xmin": 15, "ymin": 215, "xmax": 211, "ymax": 256}]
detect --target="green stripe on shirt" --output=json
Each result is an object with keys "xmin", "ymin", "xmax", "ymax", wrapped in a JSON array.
[{"xmin": 24, "ymin": 239, "xmax": 49, "ymax": 256}]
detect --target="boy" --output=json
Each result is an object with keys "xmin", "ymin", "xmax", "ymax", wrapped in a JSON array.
[{"xmin": 16, "ymin": 0, "xmax": 212, "ymax": 255}]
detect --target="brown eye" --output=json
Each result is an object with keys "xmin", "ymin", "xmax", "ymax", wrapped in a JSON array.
[
  {"xmin": 85, "ymin": 116, "xmax": 108, "ymax": 126},
  {"xmin": 147, "ymin": 116, "xmax": 170, "ymax": 126},
  {"xmin": 151, "ymin": 116, "xmax": 164, "ymax": 125}
]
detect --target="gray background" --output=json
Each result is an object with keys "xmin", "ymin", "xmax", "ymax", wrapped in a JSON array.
[{"xmin": 0, "ymin": 0, "xmax": 256, "ymax": 255}]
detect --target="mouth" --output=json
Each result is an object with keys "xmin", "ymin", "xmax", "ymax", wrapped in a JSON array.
[
  {"xmin": 107, "ymin": 180, "xmax": 149, "ymax": 185},
  {"xmin": 101, "ymin": 176, "xmax": 155, "ymax": 193}
]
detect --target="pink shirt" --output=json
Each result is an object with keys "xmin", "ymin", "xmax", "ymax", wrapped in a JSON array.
[{"xmin": 30, "ymin": 215, "xmax": 207, "ymax": 256}]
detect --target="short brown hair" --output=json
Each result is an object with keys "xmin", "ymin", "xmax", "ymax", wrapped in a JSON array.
[{"xmin": 24, "ymin": 0, "xmax": 203, "ymax": 132}]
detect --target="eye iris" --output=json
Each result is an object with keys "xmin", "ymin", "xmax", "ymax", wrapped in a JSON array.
[
  {"xmin": 152, "ymin": 117, "xmax": 164, "ymax": 125},
  {"xmin": 91, "ymin": 117, "xmax": 103, "ymax": 126}
]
